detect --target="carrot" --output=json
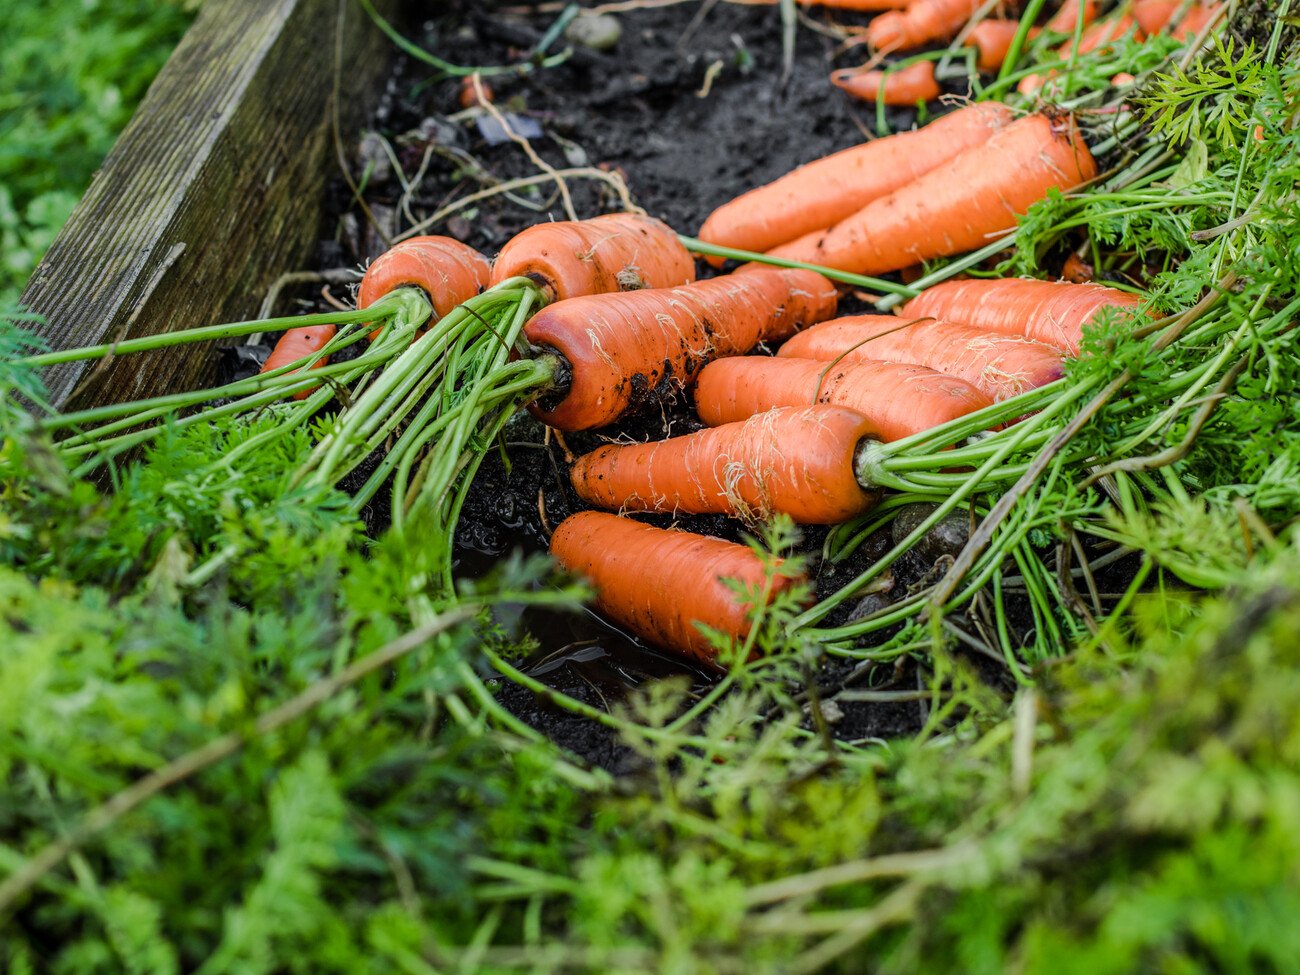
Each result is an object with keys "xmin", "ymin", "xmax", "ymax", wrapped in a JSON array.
[
  {"xmin": 358, "ymin": 236, "xmax": 491, "ymax": 340},
  {"xmin": 866, "ymin": 0, "xmax": 983, "ymax": 53},
  {"xmin": 769, "ymin": 113, "xmax": 1097, "ymax": 277},
  {"xmin": 525, "ymin": 266, "xmax": 837, "ymax": 431},
  {"xmin": 696, "ymin": 102, "xmax": 1013, "ymax": 264},
  {"xmin": 778, "ymin": 315, "xmax": 1065, "ymax": 402},
  {"xmin": 1020, "ymin": 12, "xmax": 1143, "ymax": 95},
  {"xmin": 550, "ymin": 511, "xmax": 805, "ymax": 665},
  {"xmin": 900, "ymin": 278, "xmax": 1146, "ymax": 354},
  {"xmin": 966, "ymin": 21, "xmax": 1040, "ymax": 72},
  {"xmin": 1131, "ymin": 0, "xmax": 1180, "ymax": 34},
  {"xmin": 489, "ymin": 213, "xmax": 695, "ymax": 302},
  {"xmin": 571, "ymin": 405, "xmax": 879, "ymax": 524},
  {"xmin": 831, "ymin": 61, "xmax": 941, "ymax": 105},
  {"xmin": 1170, "ymin": 3, "xmax": 1223, "ymax": 40},
  {"xmin": 695, "ymin": 356, "xmax": 991, "ymax": 441},
  {"xmin": 259, "ymin": 324, "xmax": 337, "ymax": 401},
  {"xmin": 1045, "ymin": 0, "xmax": 1098, "ymax": 32}
]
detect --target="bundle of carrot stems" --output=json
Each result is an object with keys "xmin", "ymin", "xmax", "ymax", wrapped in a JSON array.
[{"xmin": 10, "ymin": 0, "xmax": 1288, "ymax": 679}]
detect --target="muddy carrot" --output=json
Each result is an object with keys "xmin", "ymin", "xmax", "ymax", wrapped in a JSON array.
[
  {"xmin": 571, "ymin": 405, "xmax": 879, "ymax": 524},
  {"xmin": 866, "ymin": 0, "xmax": 983, "ymax": 53},
  {"xmin": 695, "ymin": 356, "xmax": 991, "ymax": 441},
  {"xmin": 778, "ymin": 315, "xmax": 1065, "ymax": 401},
  {"xmin": 697, "ymin": 102, "xmax": 1013, "ymax": 263},
  {"xmin": 769, "ymin": 113, "xmax": 1098, "ymax": 277},
  {"xmin": 490, "ymin": 212, "xmax": 695, "ymax": 302},
  {"xmin": 966, "ymin": 21, "xmax": 1040, "ymax": 72},
  {"xmin": 358, "ymin": 236, "xmax": 492, "ymax": 340},
  {"xmin": 900, "ymin": 277, "xmax": 1146, "ymax": 354},
  {"xmin": 1046, "ymin": 0, "xmax": 1098, "ymax": 32},
  {"xmin": 550, "ymin": 511, "xmax": 805, "ymax": 665},
  {"xmin": 259, "ymin": 324, "xmax": 337, "ymax": 401},
  {"xmin": 831, "ymin": 61, "xmax": 940, "ymax": 104},
  {"xmin": 525, "ymin": 267, "xmax": 837, "ymax": 431}
]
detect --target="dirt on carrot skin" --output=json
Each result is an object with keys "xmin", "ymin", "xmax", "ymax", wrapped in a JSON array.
[{"xmin": 234, "ymin": 0, "xmax": 1023, "ymax": 759}]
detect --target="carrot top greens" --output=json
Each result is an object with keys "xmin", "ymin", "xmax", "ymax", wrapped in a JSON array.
[{"xmin": 4, "ymin": 2, "xmax": 1300, "ymax": 971}]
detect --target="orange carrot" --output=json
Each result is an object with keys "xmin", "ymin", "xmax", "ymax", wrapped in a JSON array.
[
  {"xmin": 1131, "ymin": 0, "xmax": 1180, "ymax": 34},
  {"xmin": 1061, "ymin": 252, "xmax": 1095, "ymax": 282},
  {"xmin": 695, "ymin": 356, "xmax": 991, "ymax": 441},
  {"xmin": 259, "ymin": 324, "xmax": 337, "ymax": 401},
  {"xmin": 831, "ymin": 61, "xmax": 941, "ymax": 105},
  {"xmin": 900, "ymin": 278, "xmax": 1146, "ymax": 354},
  {"xmin": 769, "ymin": 113, "xmax": 1097, "ymax": 277},
  {"xmin": 697, "ymin": 103, "xmax": 1013, "ymax": 264},
  {"xmin": 358, "ymin": 236, "xmax": 491, "ymax": 340},
  {"xmin": 1045, "ymin": 0, "xmax": 1098, "ymax": 32},
  {"xmin": 550, "ymin": 511, "xmax": 805, "ymax": 665},
  {"xmin": 490, "ymin": 213, "xmax": 695, "ymax": 302},
  {"xmin": 1170, "ymin": 3, "xmax": 1223, "ymax": 40},
  {"xmin": 966, "ymin": 21, "xmax": 1040, "ymax": 72},
  {"xmin": 525, "ymin": 267, "xmax": 837, "ymax": 431},
  {"xmin": 1020, "ymin": 12, "xmax": 1143, "ymax": 94},
  {"xmin": 571, "ymin": 405, "xmax": 879, "ymax": 524},
  {"xmin": 866, "ymin": 0, "xmax": 983, "ymax": 53},
  {"xmin": 778, "ymin": 315, "xmax": 1065, "ymax": 402}
]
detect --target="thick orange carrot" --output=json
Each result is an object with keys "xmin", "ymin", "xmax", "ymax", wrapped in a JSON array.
[
  {"xmin": 900, "ymin": 278, "xmax": 1146, "ymax": 354},
  {"xmin": 571, "ymin": 405, "xmax": 879, "ymax": 524},
  {"xmin": 525, "ymin": 267, "xmax": 837, "ymax": 431},
  {"xmin": 1046, "ymin": 0, "xmax": 1098, "ymax": 32},
  {"xmin": 695, "ymin": 356, "xmax": 991, "ymax": 441},
  {"xmin": 697, "ymin": 103, "xmax": 1013, "ymax": 264},
  {"xmin": 966, "ymin": 21, "xmax": 1040, "ymax": 71},
  {"xmin": 259, "ymin": 324, "xmax": 337, "ymax": 401},
  {"xmin": 550, "ymin": 511, "xmax": 804, "ymax": 665},
  {"xmin": 358, "ymin": 236, "xmax": 491, "ymax": 340},
  {"xmin": 831, "ymin": 61, "xmax": 941, "ymax": 104},
  {"xmin": 769, "ymin": 113, "xmax": 1098, "ymax": 277},
  {"xmin": 866, "ymin": 0, "xmax": 983, "ymax": 52},
  {"xmin": 778, "ymin": 315, "xmax": 1065, "ymax": 401},
  {"xmin": 490, "ymin": 213, "xmax": 695, "ymax": 302},
  {"xmin": 1020, "ymin": 12, "xmax": 1143, "ymax": 95}
]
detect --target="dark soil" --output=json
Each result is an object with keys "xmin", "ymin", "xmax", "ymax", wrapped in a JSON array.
[{"xmin": 232, "ymin": 0, "xmax": 1025, "ymax": 768}]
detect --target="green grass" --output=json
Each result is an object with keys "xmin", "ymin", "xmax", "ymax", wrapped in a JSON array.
[{"xmin": 0, "ymin": 0, "xmax": 195, "ymax": 304}]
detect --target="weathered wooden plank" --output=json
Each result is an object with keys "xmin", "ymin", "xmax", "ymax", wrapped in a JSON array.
[{"xmin": 20, "ymin": 0, "xmax": 405, "ymax": 410}]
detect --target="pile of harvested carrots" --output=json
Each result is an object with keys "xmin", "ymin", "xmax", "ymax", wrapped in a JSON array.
[{"xmin": 256, "ymin": 0, "xmax": 1190, "ymax": 667}]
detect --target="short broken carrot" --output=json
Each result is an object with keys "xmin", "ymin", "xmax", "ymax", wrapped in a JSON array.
[{"xmin": 831, "ymin": 61, "xmax": 941, "ymax": 105}]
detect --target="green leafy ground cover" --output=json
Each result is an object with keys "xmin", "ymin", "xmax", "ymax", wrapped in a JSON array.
[
  {"xmin": 3, "ymin": 2, "xmax": 1300, "ymax": 971},
  {"xmin": 0, "ymin": 0, "xmax": 194, "ymax": 304}
]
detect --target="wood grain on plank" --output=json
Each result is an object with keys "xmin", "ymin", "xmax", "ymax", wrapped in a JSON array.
[{"xmin": 20, "ymin": 0, "xmax": 403, "ymax": 410}]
